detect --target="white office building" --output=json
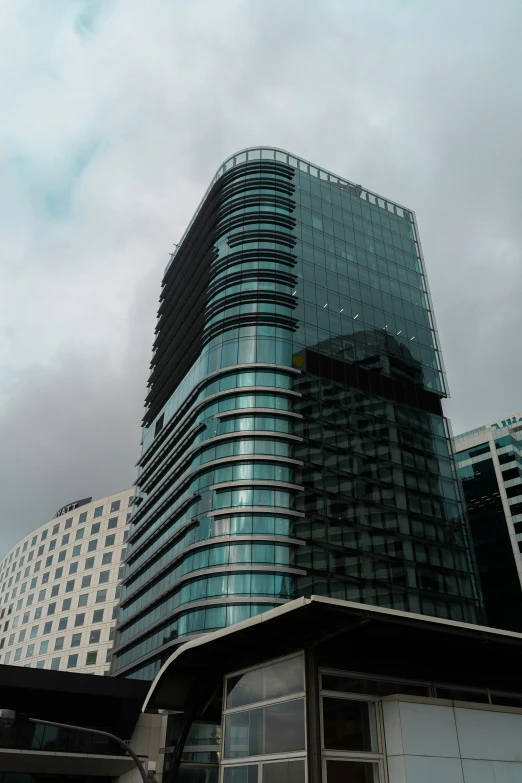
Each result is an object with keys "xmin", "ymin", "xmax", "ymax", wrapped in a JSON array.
[{"xmin": 0, "ymin": 489, "xmax": 132, "ymax": 676}]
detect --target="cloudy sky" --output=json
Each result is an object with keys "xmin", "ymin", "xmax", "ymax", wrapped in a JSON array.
[{"xmin": 1, "ymin": 0, "xmax": 521, "ymax": 553}]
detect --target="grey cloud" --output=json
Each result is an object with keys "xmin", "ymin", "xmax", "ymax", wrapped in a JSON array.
[{"xmin": 1, "ymin": 0, "xmax": 521, "ymax": 553}]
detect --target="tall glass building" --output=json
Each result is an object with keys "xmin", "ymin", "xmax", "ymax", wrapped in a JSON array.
[
  {"xmin": 112, "ymin": 147, "xmax": 483, "ymax": 680},
  {"xmin": 454, "ymin": 413, "xmax": 522, "ymax": 632}
]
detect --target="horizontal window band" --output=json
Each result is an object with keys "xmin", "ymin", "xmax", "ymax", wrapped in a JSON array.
[
  {"xmin": 214, "ymin": 408, "xmax": 303, "ymax": 420},
  {"xmin": 121, "ymin": 533, "xmax": 306, "ymax": 607},
  {"xmin": 137, "ymin": 422, "xmax": 206, "ymax": 494},
  {"xmin": 137, "ymin": 384, "xmax": 301, "ymax": 489},
  {"xmin": 138, "ymin": 429, "xmax": 302, "ymax": 498},
  {"xmin": 130, "ymin": 455, "xmax": 302, "ymax": 547},
  {"xmin": 115, "ymin": 564, "xmax": 304, "ymax": 640},
  {"xmin": 216, "ymin": 213, "xmax": 296, "ymax": 240},
  {"xmin": 112, "ymin": 595, "xmax": 289, "ymax": 675},
  {"xmin": 139, "ymin": 363, "xmax": 301, "ymax": 467},
  {"xmin": 204, "ymin": 291, "xmax": 297, "ymax": 322},
  {"xmin": 132, "ymin": 452, "xmax": 303, "ymax": 535},
  {"xmin": 210, "ymin": 506, "xmax": 305, "ymax": 518},
  {"xmin": 126, "ymin": 492, "xmax": 200, "ymax": 558},
  {"xmin": 122, "ymin": 517, "xmax": 197, "ymax": 583},
  {"xmin": 220, "ymin": 160, "xmax": 296, "ymax": 184},
  {"xmin": 210, "ymin": 479, "xmax": 304, "ymax": 492},
  {"xmin": 202, "ymin": 315, "xmax": 298, "ymax": 343},
  {"xmin": 207, "ymin": 270, "xmax": 297, "ymax": 300},
  {"xmin": 228, "ymin": 231, "xmax": 296, "ymax": 249},
  {"xmin": 221, "ymin": 176, "xmax": 295, "ymax": 199},
  {"xmin": 210, "ymin": 249, "xmax": 297, "ymax": 279},
  {"xmin": 217, "ymin": 197, "xmax": 296, "ymax": 222}
]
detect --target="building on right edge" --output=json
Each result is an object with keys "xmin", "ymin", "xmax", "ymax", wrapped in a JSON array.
[{"xmin": 453, "ymin": 413, "xmax": 522, "ymax": 632}]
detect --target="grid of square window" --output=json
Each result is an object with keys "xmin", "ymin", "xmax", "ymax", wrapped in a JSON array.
[{"xmin": 0, "ymin": 490, "xmax": 133, "ymax": 676}]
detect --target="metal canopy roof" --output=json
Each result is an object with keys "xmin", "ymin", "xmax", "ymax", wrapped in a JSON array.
[
  {"xmin": 0, "ymin": 662, "xmax": 149, "ymax": 739},
  {"xmin": 143, "ymin": 595, "xmax": 522, "ymax": 712}
]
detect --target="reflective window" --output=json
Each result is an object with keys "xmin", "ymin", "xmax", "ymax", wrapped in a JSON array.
[
  {"xmin": 110, "ymin": 500, "xmax": 121, "ymax": 513},
  {"xmin": 320, "ymin": 668, "xmax": 384, "ymax": 783},
  {"xmin": 322, "ymin": 673, "xmax": 428, "ymax": 698},
  {"xmin": 227, "ymin": 656, "xmax": 304, "ymax": 709},
  {"xmin": 224, "ymin": 767, "xmax": 258, "ymax": 783},
  {"xmin": 263, "ymin": 760, "xmax": 305, "ymax": 783},
  {"xmin": 93, "ymin": 506, "xmax": 104, "ymax": 518},
  {"xmin": 224, "ymin": 699, "xmax": 305, "ymax": 758}
]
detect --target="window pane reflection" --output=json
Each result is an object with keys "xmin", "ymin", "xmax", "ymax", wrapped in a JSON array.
[
  {"xmin": 263, "ymin": 759, "xmax": 305, "ymax": 783},
  {"xmin": 224, "ymin": 699, "xmax": 305, "ymax": 758},
  {"xmin": 322, "ymin": 698, "xmax": 378, "ymax": 752},
  {"xmin": 227, "ymin": 656, "xmax": 304, "ymax": 708},
  {"xmin": 223, "ymin": 766, "xmax": 259, "ymax": 783},
  {"xmin": 322, "ymin": 674, "xmax": 428, "ymax": 698}
]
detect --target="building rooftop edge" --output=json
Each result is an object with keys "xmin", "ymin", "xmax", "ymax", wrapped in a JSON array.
[
  {"xmin": 454, "ymin": 411, "xmax": 522, "ymax": 442},
  {"xmin": 165, "ymin": 145, "xmax": 416, "ymax": 274},
  {"xmin": 0, "ymin": 487, "xmax": 133, "ymax": 565}
]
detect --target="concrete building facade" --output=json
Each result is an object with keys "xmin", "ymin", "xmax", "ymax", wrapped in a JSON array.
[{"xmin": 0, "ymin": 489, "xmax": 133, "ymax": 675}]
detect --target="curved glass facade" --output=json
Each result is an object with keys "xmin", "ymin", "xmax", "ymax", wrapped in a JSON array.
[{"xmin": 112, "ymin": 147, "xmax": 483, "ymax": 680}]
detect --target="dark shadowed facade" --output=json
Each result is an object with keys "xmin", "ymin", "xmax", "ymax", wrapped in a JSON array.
[{"xmin": 112, "ymin": 147, "xmax": 483, "ymax": 681}]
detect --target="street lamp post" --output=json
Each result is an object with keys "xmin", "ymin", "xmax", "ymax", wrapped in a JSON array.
[{"xmin": 0, "ymin": 709, "xmax": 148, "ymax": 782}]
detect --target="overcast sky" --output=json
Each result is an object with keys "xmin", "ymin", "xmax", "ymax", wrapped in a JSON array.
[{"xmin": 1, "ymin": 0, "xmax": 521, "ymax": 554}]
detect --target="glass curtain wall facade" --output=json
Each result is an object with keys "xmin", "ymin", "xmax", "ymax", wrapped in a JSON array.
[
  {"xmin": 453, "ymin": 416, "xmax": 522, "ymax": 631},
  {"xmin": 112, "ymin": 147, "xmax": 483, "ymax": 680}
]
